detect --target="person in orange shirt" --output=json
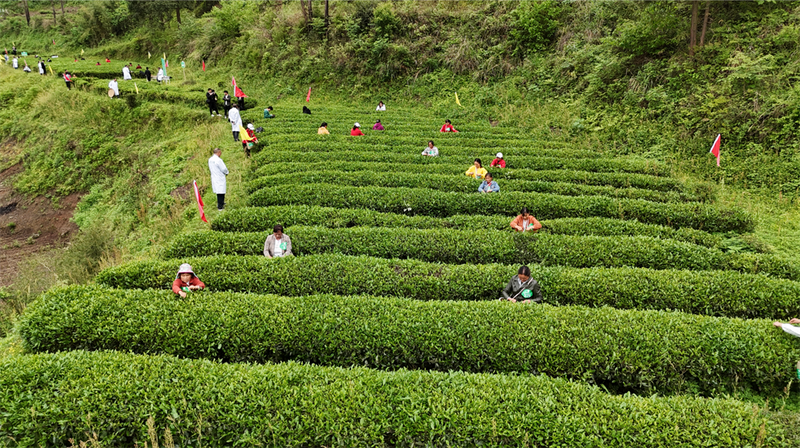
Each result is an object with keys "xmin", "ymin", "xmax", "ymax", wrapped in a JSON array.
[
  {"xmin": 351, "ymin": 123, "xmax": 364, "ymax": 136},
  {"xmin": 510, "ymin": 207, "xmax": 542, "ymax": 232},
  {"xmin": 171, "ymin": 263, "xmax": 205, "ymax": 298}
]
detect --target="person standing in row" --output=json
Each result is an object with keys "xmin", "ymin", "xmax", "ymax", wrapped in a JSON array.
[
  {"xmin": 122, "ymin": 64, "xmax": 132, "ymax": 80},
  {"xmin": 12, "ymin": 56, "xmax": 17, "ymax": 69},
  {"xmin": 228, "ymin": 104, "xmax": 242, "ymax": 142},
  {"xmin": 222, "ymin": 91, "xmax": 232, "ymax": 117},
  {"xmin": 38, "ymin": 59, "xmax": 45, "ymax": 75},
  {"xmin": 208, "ymin": 148, "xmax": 229, "ymax": 211},
  {"xmin": 108, "ymin": 78, "xmax": 120, "ymax": 98},
  {"xmin": 63, "ymin": 71, "xmax": 73, "ymax": 90},
  {"xmin": 144, "ymin": 67, "xmax": 151, "ymax": 82},
  {"xmin": 206, "ymin": 88, "xmax": 220, "ymax": 117}
]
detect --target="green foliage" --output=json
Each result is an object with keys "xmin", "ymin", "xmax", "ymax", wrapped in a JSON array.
[
  {"xmin": 163, "ymin": 228, "xmax": 795, "ymax": 279},
  {"xmin": 1, "ymin": 350, "xmax": 788, "ymax": 446},
  {"xmin": 511, "ymin": 0, "xmax": 560, "ymax": 56},
  {"xmin": 248, "ymin": 184, "xmax": 754, "ymax": 232},
  {"xmin": 96, "ymin": 254, "xmax": 800, "ymax": 319},
  {"xmin": 21, "ymin": 285, "xmax": 800, "ymax": 396}
]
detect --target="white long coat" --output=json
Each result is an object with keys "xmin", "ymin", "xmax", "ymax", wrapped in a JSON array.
[
  {"xmin": 228, "ymin": 107, "xmax": 242, "ymax": 132},
  {"xmin": 122, "ymin": 66, "xmax": 132, "ymax": 80},
  {"xmin": 108, "ymin": 80, "xmax": 119, "ymax": 96},
  {"xmin": 208, "ymin": 154, "xmax": 229, "ymax": 194}
]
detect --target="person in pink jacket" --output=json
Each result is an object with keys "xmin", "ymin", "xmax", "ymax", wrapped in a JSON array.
[{"xmin": 372, "ymin": 120, "xmax": 384, "ymax": 131}]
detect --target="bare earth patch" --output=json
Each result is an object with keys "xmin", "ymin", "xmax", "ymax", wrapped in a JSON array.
[{"xmin": 0, "ymin": 163, "xmax": 79, "ymax": 286}]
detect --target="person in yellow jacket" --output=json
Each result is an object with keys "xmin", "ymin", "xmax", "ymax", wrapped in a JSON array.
[
  {"xmin": 465, "ymin": 158, "xmax": 488, "ymax": 180},
  {"xmin": 318, "ymin": 122, "xmax": 330, "ymax": 135}
]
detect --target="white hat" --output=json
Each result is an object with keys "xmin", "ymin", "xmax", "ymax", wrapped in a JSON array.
[
  {"xmin": 175, "ymin": 263, "xmax": 198, "ymax": 280},
  {"xmin": 496, "ymin": 152, "xmax": 503, "ymax": 158},
  {"xmin": 354, "ymin": 122, "xmax": 361, "ymax": 128},
  {"xmin": 247, "ymin": 123, "xmax": 255, "ymax": 130}
]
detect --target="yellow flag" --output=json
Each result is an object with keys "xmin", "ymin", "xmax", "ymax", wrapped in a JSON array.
[
  {"xmin": 239, "ymin": 124, "xmax": 249, "ymax": 142},
  {"xmin": 163, "ymin": 53, "xmax": 166, "ymax": 61},
  {"xmin": 148, "ymin": 51, "xmax": 151, "ymax": 59},
  {"xmin": 455, "ymin": 92, "xmax": 462, "ymax": 107},
  {"xmin": 81, "ymin": 49, "xmax": 84, "ymax": 55},
  {"xmin": 135, "ymin": 82, "xmax": 139, "ymax": 94},
  {"xmin": 49, "ymin": 65, "xmax": 54, "ymax": 75}
]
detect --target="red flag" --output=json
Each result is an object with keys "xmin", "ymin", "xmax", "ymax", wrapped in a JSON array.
[
  {"xmin": 231, "ymin": 76, "xmax": 237, "ymax": 87},
  {"xmin": 166, "ymin": 60, "xmax": 169, "ymax": 68},
  {"xmin": 202, "ymin": 60, "xmax": 205, "ymax": 71},
  {"xmin": 52, "ymin": 39, "xmax": 55, "ymax": 44},
  {"xmin": 234, "ymin": 84, "xmax": 247, "ymax": 98},
  {"xmin": 193, "ymin": 180, "xmax": 208, "ymax": 223},
  {"xmin": 709, "ymin": 134, "xmax": 721, "ymax": 167},
  {"xmin": 306, "ymin": 87, "xmax": 311, "ymax": 102}
]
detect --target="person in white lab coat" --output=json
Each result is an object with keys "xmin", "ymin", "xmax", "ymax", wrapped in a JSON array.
[
  {"xmin": 228, "ymin": 104, "xmax": 242, "ymax": 142},
  {"xmin": 108, "ymin": 79, "xmax": 119, "ymax": 97},
  {"xmin": 12, "ymin": 57, "xmax": 18, "ymax": 69},
  {"xmin": 157, "ymin": 67, "xmax": 164, "ymax": 82},
  {"xmin": 38, "ymin": 60, "xmax": 45, "ymax": 75},
  {"xmin": 208, "ymin": 148, "xmax": 229, "ymax": 211},
  {"xmin": 122, "ymin": 64, "xmax": 132, "ymax": 80}
]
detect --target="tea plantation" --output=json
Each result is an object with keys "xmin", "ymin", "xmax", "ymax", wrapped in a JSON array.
[{"xmin": 2, "ymin": 59, "xmax": 800, "ymax": 446}]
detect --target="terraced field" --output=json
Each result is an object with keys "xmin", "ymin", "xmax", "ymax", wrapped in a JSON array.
[{"xmin": 3, "ymin": 66, "xmax": 799, "ymax": 445}]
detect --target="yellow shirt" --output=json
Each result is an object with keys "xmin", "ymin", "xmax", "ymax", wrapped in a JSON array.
[
  {"xmin": 465, "ymin": 166, "xmax": 488, "ymax": 180},
  {"xmin": 318, "ymin": 127, "xmax": 330, "ymax": 135}
]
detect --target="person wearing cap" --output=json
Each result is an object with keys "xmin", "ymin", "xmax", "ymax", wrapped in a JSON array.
[
  {"xmin": 172, "ymin": 263, "xmax": 206, "ymax": 298},
  {"xmin": 491, "ymin": 153, "xmax": 506, "ymax": 168},
  {"xmin": 318, "ymin": 122, "xmax": 330, "ymax": 135},
  {"xmin": 264, "ymin": 224, "xmax": 293, "ymax": 259},
  {"xmin": 500, "ymin": 266, "xmax": 542, "ymax": 303},
  {"xmin": 422, "ymin": 140, "xmax": 439, "ymax": 157},
  {"xmin": 372, "ymin": 120, "xmax": 384, "ymax": 131},
  {"xmin": 510, "ymin": 207, "xmax": 542, "ymax": 232},
  {"xmin": 351, "ymin": 123, "xmax": 364, "ymax": 136},
  {"xmin": 242, "ymin": 123, "xmax": 258, "ymax": 156},
  {"xmin": 465, "ymin": 158, "xmax": 488, "ymax": 180},
  {"xmin": 478, "ymin": 173, "xmax": 500, "ymax": 193},
  {"xmin": 208, "ymin": 148, "xmax": 229, "ymax": 210}
]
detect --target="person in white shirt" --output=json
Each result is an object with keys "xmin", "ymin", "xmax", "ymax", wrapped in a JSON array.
[
  {"xmin": 376, "ymin": 101, "xmax": 386, "ymax": 111},
  {"xmin": 156, "ymin": 67, "xmax": 164, "ymax": 82},
  {"xmin": 108, "ymin": 79, "xmax": 120, "ymax": 97},
  {"xmin": 208, "ymin": 148, "xmax": 229, "ymax": 211},
  {"xmin": 122, "ymin": 64, "xmax": 132, "ymax": 80},
  {"xmin": 12, "ymin": 57, "xmax": 18, "ymax": 69},
  {"xmin": 263, "ymin": 224, "xmax": 293, "ymax": 258},
  {"xmin": 22, "ymin": 63, "xmax": 30, "ymax": 72},
  {"xmin": 228, "ymin": 104, "xmax": 242, "ymax": 142},
  {"xmin": 421, "ymin": 140, "xmax": 438, "ymax": 157},
  {"xmin": 774, "ymin": 319, "xmax": 800, "ymax": 338},
  {"xmin": 38, "ymin": 60, "xmax": 45, "ymax": 75}
]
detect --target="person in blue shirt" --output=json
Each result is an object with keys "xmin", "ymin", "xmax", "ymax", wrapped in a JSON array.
[{"xmin": 478, "ymin": 173, "xmax": 499, "ymax": 193}]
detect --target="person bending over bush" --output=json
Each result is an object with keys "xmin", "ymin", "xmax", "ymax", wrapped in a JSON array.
[
  {"xmin": 264, "ymin": 224, "xmax": 293, "ymax": 259},
  {"xmin": 478, "ymin": 173, "xmax": 499, "ymax": 193},
  {"xmin": 500, "ymin": 266, "xmax": 542, "ymax": 303},
  {"xmin": 510, "ymin": 207, "xmax": 542, "ymax": 232},
  {"xmin": 172, "ymin": 264, "xmax": 205, "ymax": 298},
  {"xmin": 465, "ymin": 159, "xmax": 487, "ymax": 180}
]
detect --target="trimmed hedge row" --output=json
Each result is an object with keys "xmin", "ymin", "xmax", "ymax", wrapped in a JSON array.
[
  {"xmin": 258, "ymin": 134, "xmax": 579, "ymax": 149},
  {"xmin": 96, "ymin": 254, "xmax": 800, "ymax": 319},
  {"xmin": 162, "ymin": 229, "xmax": 796, "ymax": 279},
  {"xmin": 21, "ymin": 285, "xmax": 799, "ymax": 395},
  {"xmin": 211, "ymin": 206, "xmax": 723, "ymax": 248},
  {"xmin": 1, "ymin": 351, "xmax": 786, "ymax": 447},
  {"xmin": 247, "ymin": 184, "xmax": 753, "ymax": 232},
  {"xmin": 247, "ymin": 170, "xmax": 697, "ymax": 203},
  {"xmin": 251, "ymin": 162, "xmax": 690, "ymax": 193},
  {"xmin": 251, "ymin": 150, "xmax": 671, "ymax": 176}
]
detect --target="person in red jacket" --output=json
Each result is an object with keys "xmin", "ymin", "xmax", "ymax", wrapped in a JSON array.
[
  {"xmin": 171, "ymin": 263, "xmax": 205, "ymax": 298},
  {"xmin": 491, "ymin": 152, "xmax": 506, "ymax": 168},
  {"xmin": 242, "ymin": 123, "xmax": 258, "ymax": 156},
  {"xmin": 351, "ymin": 123, "xmax": 364, "ymax": 136},
  {"xmin": 440, "ymin": 119, "xmax": 459, "ymax": 133}
]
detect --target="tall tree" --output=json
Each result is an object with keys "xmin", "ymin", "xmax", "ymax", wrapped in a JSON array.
[
  {"xmin": 324, "ymin": 0, "xmax": 329, "ymax": 29},
  {"xmin": 700, "ymin": 0, "xmax": 711, "ymax": 46},
  {"xmin": 308, "ymin": 0, "xmax": 313, "ymax": 24},
  {"xmin": 176, "ymin": 4, "xmax": 181, "ymax": 24},
  {"xmin": 50, "ymin": 0, "xmax": 55, "ymax": 23},
  {"xmin": 60, "ymin": 0, "xmax": 64, "ymax": 16},
  {"xmin": 689, "ymin": 0, "xmax": 699, "ymax": 55},
  {"xmin": 22, "ymin": 0, "xmax": 29, "ymax": 26}
]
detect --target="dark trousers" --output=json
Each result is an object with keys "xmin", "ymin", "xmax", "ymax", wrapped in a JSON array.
[
  {"xmin": 209, "ymin": 103, "xmax": 219, "ymax": 115},
  {"xmin": 217, "ymin": 194, "xmax": 225, "ymax": 210},
  {"xmin": 65, "ymin": 81, "xmax": 71, "ymax": 90},
  {"xmin": 223, "ymin": 106, "xmax": 231, "ymax": 117},
  {"xmin": 232, "ymin": 131, "xmax": 239, "ymax": 142}
]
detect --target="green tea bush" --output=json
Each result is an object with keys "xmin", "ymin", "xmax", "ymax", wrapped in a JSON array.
[
  {"xmin": 247, "ymin": 171, "xmax": 696, "ymax": 203},
  {"xmin": 96, "ymin": 254, "xmax": 800, "ymax": 319},
  {"xmin": 252, "ymin": 162, "xmax": 687, "ymax": 192},
  {"xmin": 20, "ymin": 285, "xmax": 799, "ymax": 395},
  {"xmin": 162, "ymin": 229, "xmax": 794, "ymax": 278},
  {"xmin": 252, "ymin": 150, "xmax": 671, "ymax": 176},
  {"xmin": 1, "ymin": 351, "xmax": 787, "ymax": 446},
  {"xmin": 211, "ymin": 206, "xmax": 723, "ymax": 248},
  {"xmin": 247, "ymin": 184, "xmax": 753, "ymax": 232}
]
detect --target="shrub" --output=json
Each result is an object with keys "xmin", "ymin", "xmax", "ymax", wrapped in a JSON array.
[
  {"xmin": 0, "ymin": 351, "xmax": 787, "ymax": 446},
  {"xmin": 246, "ymin": 171, "xmax": 696, "ymax": 203},
  {"xmin": 96, "ymin": 254, "xmax": 800, "ymax": 319},
  {"xmin": 212, "ymin": 206, "xmax": 723, "ymax": 248},
  {"xmin": 20, "ymin": 285, "xmax": 799, "ymax": 396},
  {"xmin": 163, "ymin": 229, "xmax": 795, "ymax": 279},
  {"xmin": 247, "ymin": 184, "xmax": 754, "ymax": 232}
]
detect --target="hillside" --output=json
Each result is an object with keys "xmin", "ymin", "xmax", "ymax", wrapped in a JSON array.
[{"xmin": 1, "ymin": 1, "xmax": 800, "ymax": 445}]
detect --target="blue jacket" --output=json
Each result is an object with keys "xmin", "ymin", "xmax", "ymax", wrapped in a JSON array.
[{"xmin": 478, "ymin": 180, "xmax": 500, "ymax": 193}]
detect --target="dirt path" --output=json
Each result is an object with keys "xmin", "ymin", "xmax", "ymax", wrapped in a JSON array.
[{"xmin": 0, "ymin": 163, "xmax": 79, "ymax": 287}]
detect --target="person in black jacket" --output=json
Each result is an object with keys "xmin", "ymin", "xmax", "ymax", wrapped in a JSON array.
[
  {"xmin": 222, "ymin": 91, "xmax": 232, "ymax": 117},
  {"xmin": 206, "ymin": 88, "xmax": 220, "ymax": 117},
  {"xmin": 144, "ymin": 67, "xmax": 151, "ymax": 82},
  {"xmin": 500, "ymin": 266, "xmax": 542, "ymax": 303}
]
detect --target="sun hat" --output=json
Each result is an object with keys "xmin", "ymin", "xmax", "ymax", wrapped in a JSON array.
[
  {"xmin": 496, "ymin": 152, "xmax": 503, "ymax": 158},
  {"xmin": 247, "ymin": 123, "xmax": 255, "ymax": 130},
  {"xmin": 354, "ymin": 122, "xmax": 361, "ymax": 128},
  {"xmin": 175, "ymin": 263, "xmax": 198, "ymax": 280}
]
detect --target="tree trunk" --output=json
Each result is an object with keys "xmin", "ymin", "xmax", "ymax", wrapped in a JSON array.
[
  {"xmin": 308, "ymin": 0, "xmax": 313, "ymax": 23},
  {"xmin": 689, "ymin": 0, "xmax": 699, "ymax": 55},
  {"xmin": 51, "ymin": 0, "xmax": 56, "ymax": 23},
  {"xmin": 22, "ymin": 0, "xmax": 30, "ymax": 26},
  {"xmin": 324, "ymin": 0, "xmax": 329, "ymax": 29},
  {"xmin": 300, "ymin": 0, "xmax": 307, "ymax": 22},
  {"xmin": 176, "ymin": 5, "xmax": 181, "ymax": 24},
  {"xmin": 60, "ymin": 0, "xmax": 64, "ymax": 16},
  {"xmin": 700, "ymin": 0, "xmax": 711, "ymax": 46}
]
